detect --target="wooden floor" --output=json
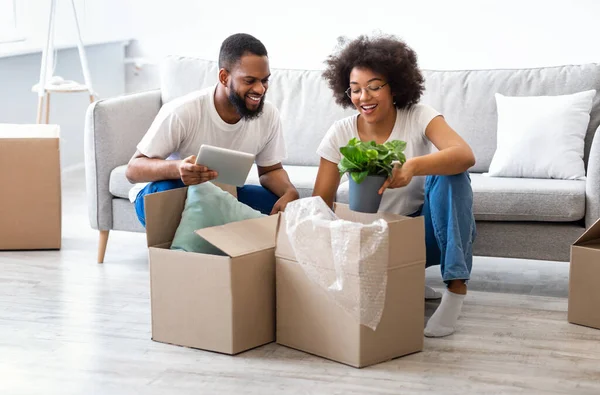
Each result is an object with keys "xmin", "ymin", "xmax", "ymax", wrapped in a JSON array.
[{"xmin": 1, "ymin": 170, "xmax": 600, "ymax": 394}]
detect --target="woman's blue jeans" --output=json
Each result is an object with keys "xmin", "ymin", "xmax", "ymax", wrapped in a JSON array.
[{"xmin": 410, "ymin": 172, "xmax": 476, "ymax": 284}]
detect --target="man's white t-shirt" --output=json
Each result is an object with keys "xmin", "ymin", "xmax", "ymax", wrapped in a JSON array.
[
  {"xmin": 128, "ymin": 84, "xmax": 287, "ymax": 202},
  {"xmin": 316, "ymin": 103, "xmax": 441, "ymax": 216}
]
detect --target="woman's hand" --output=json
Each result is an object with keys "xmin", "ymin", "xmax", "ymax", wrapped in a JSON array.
[{"xmin": 378, "ymin": 161, "xmax": 415, "ymax": 195}]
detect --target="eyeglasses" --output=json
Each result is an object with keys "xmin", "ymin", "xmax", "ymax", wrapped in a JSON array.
[{"xmin": 345, "ymin": 82, "xmax": 389, "ymax": 98}]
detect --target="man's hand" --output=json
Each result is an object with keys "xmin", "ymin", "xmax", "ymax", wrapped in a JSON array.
[
  {"xmin": 378, "ymin": 161, "xmax": 415, "ymax": 195},
  {"xmin": 270, "ymin": 190, "xmax": 300, "ymax": 215},
  {"xmin": 179, "ymin": 155, "xmax": 218, "ymax": 186}
]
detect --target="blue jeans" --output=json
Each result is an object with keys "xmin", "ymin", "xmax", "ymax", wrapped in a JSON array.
[
  {"xmin": 410, "ymin": 172, "xmax": 476, "ymax": 284},
  {"xmin": 134, "ymin": 180, "xmax": 279, "ymax": 227}
]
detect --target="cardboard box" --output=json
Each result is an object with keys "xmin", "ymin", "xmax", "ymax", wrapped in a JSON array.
[
  {"xmin": 0, "ymin": 124, "xmax": 61, "ymax": 250},
  {"xmin": 568, "ymin": 218, "xmax": 600, "ymax": 330},
  {"xmin": 275, "ymin": 204, "xmax": 426, "ymax": 368},
  {"xmin": 144, "ymin": 186, "xmax": 277, "ymax": 355}
]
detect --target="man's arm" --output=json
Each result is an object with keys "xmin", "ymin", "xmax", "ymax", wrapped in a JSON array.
[
  {"xmin": 126, "ymin": 151, "xmax": 181, "ymax": 183},
  {"xmin": 258, "ymin": 163, "xmax": 296, "ymax": 197},
  {"xmin": 258, "ymin": 163, "xmax": 299, "ymax": 214},
  {"xmin": 126, "ymin": 151, "xmax": 217, "ymax": 185}
]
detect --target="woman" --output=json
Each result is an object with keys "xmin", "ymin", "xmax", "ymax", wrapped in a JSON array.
[{"xmin": 313, "ymin": 34, "xmax": 477, "ymax": 338}]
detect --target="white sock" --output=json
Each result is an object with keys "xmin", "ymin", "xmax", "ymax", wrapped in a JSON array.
[
  {"xmin": 424, "ymin": 289, "xmax": 465, "ymax": 337},
  {"xmin": 425, "ymin": 285, "xmax": 442, "ymax": 300}
]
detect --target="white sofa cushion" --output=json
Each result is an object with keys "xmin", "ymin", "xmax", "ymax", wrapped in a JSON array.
[
  {"xmin": 109, "ymin": 165, "xmax": 134, "ymax": 199},
  {"xmin": 245, "ymin": 164, "xmax": 319, "ymax": 198},
  {"xmin": 470, "ymin": 173, "xmax": 585, "ymax": 222},
  {"xmin": 486, "ymin": 90, "xmax": 595, "ymax": 180}
]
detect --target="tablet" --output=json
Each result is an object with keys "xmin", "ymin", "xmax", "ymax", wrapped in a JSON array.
[{"xmin": 195, "ymin": 144, "xmax": 255, "ymax": 187}]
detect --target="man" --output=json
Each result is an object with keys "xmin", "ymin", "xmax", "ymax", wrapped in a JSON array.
[{"xmin": 126, "ymin": 33, "xmax": 299, "ymax": 226}]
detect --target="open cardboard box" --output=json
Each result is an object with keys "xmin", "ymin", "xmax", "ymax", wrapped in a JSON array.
[
  {"xmin": 144, "ymin": 186, "xmax": 277, "ymax": 355},
  {"xmin": 145, "ymin": 189, "xmax": 427, "ymax": 366},
  {"xmin": 0, "ymin": 124, "xmax": 61, "ymax": 250},
  {"xmin": 568, "ymin": 217, "xmax": 600, "ymax": 330},
  {"xmin": 275, "ymin": 204, "xmax": 426, "ymax": 368}
]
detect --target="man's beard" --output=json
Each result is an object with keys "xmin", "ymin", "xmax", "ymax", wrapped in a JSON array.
[{"xmin": 228, "ymin": 84, "xmax": 265, "ymax": 121}]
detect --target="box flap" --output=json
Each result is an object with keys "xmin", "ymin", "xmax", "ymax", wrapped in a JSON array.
[
  {"xmin": 573, "ymin": 217, "xmax": 600, "ymax": 246},
  {"xmin": 195, "ymin": 214, "xmax": 278, "ymax": 258},
  {"xmin": 145, "ymin": 187, "xmax": 188, "ymax": 247},
  {"xmin": 0, "ymin": 124, "xmax": 59, "ymax": 138},
  {"xmin": 577, "ymin": 241, "xmax": 600, "ymax": 250}
]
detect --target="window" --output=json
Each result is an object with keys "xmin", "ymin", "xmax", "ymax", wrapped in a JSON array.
[{"xmin": 0, "ymin": 0, "xmax": 25, "ymax": 44}]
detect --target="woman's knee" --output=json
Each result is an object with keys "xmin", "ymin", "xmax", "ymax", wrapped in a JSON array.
[{"xmin": 427, "ymin": 172, "xmax": 471, "ymax": 193}]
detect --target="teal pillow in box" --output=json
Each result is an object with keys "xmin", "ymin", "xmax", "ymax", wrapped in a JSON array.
[{"xmin": 170, "ymin": 182, "xmax": 265, "ymax": 255}]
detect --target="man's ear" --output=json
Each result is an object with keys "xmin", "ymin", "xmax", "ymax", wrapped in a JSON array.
[{"xmin": 218, "ymin": 68, "xmax": 229, "ymax": 87}]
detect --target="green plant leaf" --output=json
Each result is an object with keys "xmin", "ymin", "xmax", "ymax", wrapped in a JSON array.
[
  {"xmin": 339, "ymin": 146, "xmax": 366, "ymax": 166},
  {"xmin": 351, "ymin": 170, "xmax": 369, "ymax": 184},
  {"xmin": 338, "ymin": 156, "xmax": 360, "ymax": 174},
  {"xmin": 377, "ymin": 150, "xmax": 393, "ymax": 160},
  {"xmin": 365, "ymin": 149, "xmax": 378, "ymax": 160},
  {"xmin": 348, "ymin": 137, "xmax": 361, "ymax": 147},
  {"xmin": 339, "ymin": 138, "xmax": 408, "ymax": 179}
]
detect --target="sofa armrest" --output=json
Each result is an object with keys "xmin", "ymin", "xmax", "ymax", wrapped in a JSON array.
[
  {"xmin": 84, "ymin": 89, "xmax": 162, "ymax": 230},
  {"xmin": 586, "ymin": 124, "xmax": 600, "ymax": 228}
]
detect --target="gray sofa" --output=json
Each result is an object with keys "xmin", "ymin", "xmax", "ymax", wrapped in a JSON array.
[{"xmin": 85, "ymin": 56, "xmax": 600, "ymax": 263}]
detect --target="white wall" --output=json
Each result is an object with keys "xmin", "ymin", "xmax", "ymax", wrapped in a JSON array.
[
  {"xmin": 6, "ymin": 0, "xmax": 133, "ymax": 51},
  {"xmin": 126, "ymin": 0, "xmax": 600, "ymax": 93}
]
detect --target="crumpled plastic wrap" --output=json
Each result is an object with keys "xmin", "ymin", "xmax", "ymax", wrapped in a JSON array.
[{"xmin": 284, "ymin": 197, "xmax": 389, "ymax": 330}]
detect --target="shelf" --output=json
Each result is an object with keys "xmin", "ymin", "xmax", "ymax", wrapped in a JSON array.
[{"xmin": 32, "ymin": 81, "xmax": 90, "ymax": 93}]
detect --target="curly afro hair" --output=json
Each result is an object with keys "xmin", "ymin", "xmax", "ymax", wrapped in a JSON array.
[{"xmin": 322, "ymin": 34, "xmax": 425, "ymax": 110}]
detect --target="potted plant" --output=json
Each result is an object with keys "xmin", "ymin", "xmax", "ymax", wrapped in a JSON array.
[{"xmin": 338, "ymin": 137, "xmax": 407, "ymax": 213}]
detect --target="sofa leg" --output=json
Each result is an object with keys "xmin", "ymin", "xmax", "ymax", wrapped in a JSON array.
[{"xmin": 98, "ymin": 230, "xmax": 110, "ymax": 264}]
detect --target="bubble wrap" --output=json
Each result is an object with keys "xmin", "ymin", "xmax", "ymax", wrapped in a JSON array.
[{"xmin": 284, "ymin": 197, "xmax": 389, "ymax": 330}]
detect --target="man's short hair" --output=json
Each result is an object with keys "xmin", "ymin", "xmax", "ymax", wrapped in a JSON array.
[{"xmin": 218, "ymin": 33, "xmax": 268, "ymax": 70}]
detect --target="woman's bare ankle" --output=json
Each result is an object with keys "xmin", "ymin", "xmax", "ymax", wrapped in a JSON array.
[{"xmin": 448, "ymin": 279, "xmax": 467, "ymax": 295}]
